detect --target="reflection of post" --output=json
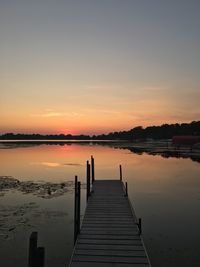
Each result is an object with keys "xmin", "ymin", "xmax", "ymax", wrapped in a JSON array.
[
  {"xmin": 91, "ymin": 155, "xmax": 95, "ymax": 183},
  {"xmin": 29, "ymin": 232, "xmax": 38, "ymax": 267},
  {"xmin": 86, "ymin": 160, "xmax": 91, "ymax": 201},
  {"xmin": 119, "ymin": 165, "xmax": 122, "ymax": 181}
]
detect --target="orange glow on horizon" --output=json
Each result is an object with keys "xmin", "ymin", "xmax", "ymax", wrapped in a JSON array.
[{"xmin": 0, "ymin": 114, "xmax": 198, "ymax": 135}]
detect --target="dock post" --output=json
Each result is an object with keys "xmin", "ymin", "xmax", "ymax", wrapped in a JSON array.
[
  {"xmin": 74, "ymin": 176, "xmax": 81, "ymax": 244},
  {"xmin": 28, "ymin": 232, "xmax": 45, "ymax": 267},
  {"xmin": 77, "ymin": 181, "xmax": 81, "ymax": 234},
  {"xmin": 86, "ymin": 160, "xmax": 91, "ymax": 201},
  {"xmin": 125, "ymin": 182, "xmax": 128, "ymax": 196},
  {"xmin": 138, "ymin": 218, "xmax": 142, "ymax": 235},
  {"xmin": 119, "ymin": 164, "xmax": 122, "ymax": 181},
  {"xmin": 29, "ymin": 232, "xmax": 38, "ymax": 267},
  {"xmin": 91, "ymin": 155, "xmax": 95, "ymax": 183},
  {"xmin": 36, "ymin": 247, "xmax": 45, "ymax": 267},
  {"xmin": 74, "ymin": 176, "xmax": 78, "ymax": 244}
]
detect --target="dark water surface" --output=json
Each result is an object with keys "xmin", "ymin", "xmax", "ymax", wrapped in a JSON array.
[{"xmin": 0, "ymin": 143, "xmax": 200, "ymax": 267}]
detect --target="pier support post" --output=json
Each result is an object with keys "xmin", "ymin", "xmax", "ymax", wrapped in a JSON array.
[
  {"xmin": 91, "ymin": 155, "xmax": 95, "ymax": 183},
  {"xmin": 37, "ymin": 247, "xmax": 45, "ymax": 267},
  {"xmin": 86, "ymin": 160, "xmax": 91, "ymax": 201},
  {"xmin": 74, "ymin": 176, "xmax": 81, "ymax": 244},
  {"xmin": 125, "ymin": 182, "xmax": 128, "ymax": 196},
  {"xmin": 74, "ymin": 176, "xmax": 78, "ymax": 244},
  {"xmin": 77, "ymin": 181, "xmax": 81, "ymax": 235},
  {"xmin": 28, "ymin": 232, "xmax": 45, "ymax": 267},
  {"xmin": 29, "ymin": 232, "xmax": 38, "ymax": 267},
  {"xmin": 138, "ymin": 218, "xmax": 142, "ymax": 235},
  {"xmin": 119, "ymin": 165, "xmax": 122, "ymax": 181}
]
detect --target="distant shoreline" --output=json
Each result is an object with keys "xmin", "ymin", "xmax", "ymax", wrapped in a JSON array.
[
  {"xmin": 0, "ymin": 139, "xmax": 128, "ymax": 143},
  {"xmin": 1, "ymin": 121, "xmax": 199, "ymax": 141}
]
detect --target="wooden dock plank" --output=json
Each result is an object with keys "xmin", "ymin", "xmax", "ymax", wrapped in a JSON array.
[
  {"xmin": 78, "ymin": 234, "xmax": 140, "ymax": 240},
  {"xmin": 70, "ymin": 263, "xmax": 149, "ymax": 267},
  {"xmin": 80, "ymin": 230, "xmax": 139, "ymax": 235},
  {"xmin": 75, "ymin": 244, "xmax": 144, "ymax": 251},
  {"xmin": 74, "ymin": 249, "xmax": 147, "ymax": 257},
  {"xmin": 72, "ymin": 254, "xmax": 149, "ymax": 263},
  {"xmin": 70, "ymin": 180, "xmax": 151, "ymax": 267}
]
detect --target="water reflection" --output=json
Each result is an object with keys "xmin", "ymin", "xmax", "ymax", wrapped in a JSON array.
[
  {"xmin": 0, "ymin": 143, "xmax": 200, "ymax": 267},
  {"xmin": 1, "ymin": 140, "xmax": 200, "ymax": 164}
]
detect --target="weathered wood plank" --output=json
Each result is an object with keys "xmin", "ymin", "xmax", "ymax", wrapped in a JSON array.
[
  {"xmin": 83, "ymin": 218, "xmax": 134, "ymax": 221},
  {"xmin": 72, "ymin": 254, "xmax": 149, "ymax": 263},
  {"xmin": 81, "ymin": 230, "xmax": 139, "ymax": 235},
  {"xmin": 74, "ymin": 249, "xmax": 147, "ymax": 257},
  {"xmin": 75, "ymin": 244, "xmax": 144, "ymax": 251},
  {"xmin": 77, "ymin": 239, "xmax": 142, "ymax": 245},
  {"xmin": 82, "ymin": 222, "xmax": 136, "ymax": 226},
  {"xmin": 78, "ymin": 234, "xmax": 140, "ymax": 240},
  {"xmin": 71, "ymin": 263, "xmax": 149, "ymax": 267}
]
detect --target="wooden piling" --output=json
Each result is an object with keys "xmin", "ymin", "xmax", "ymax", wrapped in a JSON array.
[
  {"xmin": 91, "ymin": 155, "xmax": 95, "ymax": 183},
  {"xmin": 29, "ymin": 232, "xmax": 45, "ymax": 267},
  {"xmin": 77, "ymin": 181, "xmax": 81, "ymax": 235},
  {"xmin": 119, "ymin": 164, "xmax": 122, "ymax": 181},
  {"xmin": 28, "ymin": 232, "xmax": 38, "ymax": 267},
  {"xmin": 74, "ymin": 176, "xmax": 81, "ymax": 244},
  {"xmin": 86, "ymin": 160, "xmax": 91, "ymax": 201},
  {"xmin": 74, "ymin": 176, "xmax": 78, "ymax": 244},
  {"xmin": 36, "ymin": 247, "xmax": 45, "ymax": 267},
  {"xmin": 138, "ymin": 218, "xmax": 142, "ymax": 235},
  {"xmin": 125, "ymin": 182, "xmax": 128, "ymax": 196}
]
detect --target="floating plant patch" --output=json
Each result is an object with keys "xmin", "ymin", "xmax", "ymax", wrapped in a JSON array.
[{"xmin": 0, "ymin": 176, "xmax": 74, "ymax": 198}]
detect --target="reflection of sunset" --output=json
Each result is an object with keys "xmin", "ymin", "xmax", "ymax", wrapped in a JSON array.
[
  {"xmin": 1, "ymin": 143, "xmax": 199, "ymax": 186},
  {"xmin": 41, "ymin": 162, "xmax": 61, "ymax": 167}
]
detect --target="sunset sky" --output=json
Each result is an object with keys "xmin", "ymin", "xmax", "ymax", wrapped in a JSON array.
[{"xmin": 1, "ymin": 0, "xmax": 200, "ymax": 135}]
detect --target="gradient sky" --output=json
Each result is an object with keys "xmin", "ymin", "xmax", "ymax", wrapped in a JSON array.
[{"xmin": 1, "ymin": 0, "xmax": 200, "ymax": 134}]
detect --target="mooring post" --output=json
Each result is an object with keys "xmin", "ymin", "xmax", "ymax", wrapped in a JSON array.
[
  {"xmin": 77, "ymin": 181, "xmax": 81, "ymax": 234},
  {"xmin": 74, "ymin": 176, "xmax": 81, "ymax": 244},
  {"xmin": 119, "ymin": 164, "xmax": 122, "ymax": 181},
  {"xmin": 74, "ymin": 176, "xmax": 78, "ymax": 244},
  {"xmin": 29, "ymin": 232, "xmax": 38, "ymax": 267},
  {"xmin": 36, "ymin": 247, "xmax": 45, "ymax": 267},
  {"xmin": 86, "ymin": 160, "xmax": 91, "ymax": 201},
  {"xmin": 125, "ymin": 182, "xmax": 128, "ymax": 196},
  {"xmin": 91, "ymin": 155, "xmax": 95, "ymax": 183},
  {"xmin": 138, "ymin": 218, "xmax": 142, "ymax": 235}
]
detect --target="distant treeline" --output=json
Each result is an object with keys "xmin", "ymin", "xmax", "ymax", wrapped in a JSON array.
[
  {"xmin": 0, "ymin": 121, "xmax": 200, "ymax": 140},
  {"xmin": 94, "ymin": 121, "xmax": 200, "ymax": 140},
  {"xmin": 0, "ymin": 133, "xmax": 91, "ymax": 140}
]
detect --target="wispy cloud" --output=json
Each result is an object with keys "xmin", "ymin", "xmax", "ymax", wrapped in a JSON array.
[
  {"xmin": 30, "ymin": 112, "xmax": 63, "ymax": 118},
  {"xmin": 42, "ymin": 112, "xmax": 63, "ymax": 118},
  {"xmin": 30, "ymin": 111, "xmax": 84, "ymax": 118}
]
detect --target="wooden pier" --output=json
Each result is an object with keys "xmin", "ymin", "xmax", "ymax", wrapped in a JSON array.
[{"xmin": 70, "ymin": 160, "xmax": 151, "ymax": 266}]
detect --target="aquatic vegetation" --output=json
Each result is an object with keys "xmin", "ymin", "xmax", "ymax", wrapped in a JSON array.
[{"xmin": 0, "ymin": 176, "xmax": 74, "ymax": 198}]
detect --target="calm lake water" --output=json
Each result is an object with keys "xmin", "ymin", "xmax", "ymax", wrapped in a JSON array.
[{"xmin": 0, "ymin": 142, "xmax": 200, "ymax": 267}]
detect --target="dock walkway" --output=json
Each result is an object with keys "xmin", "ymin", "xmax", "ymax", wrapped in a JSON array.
[{"xmin": 70, "ymin": 179, "xmax": 151, "ymax": 266}]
